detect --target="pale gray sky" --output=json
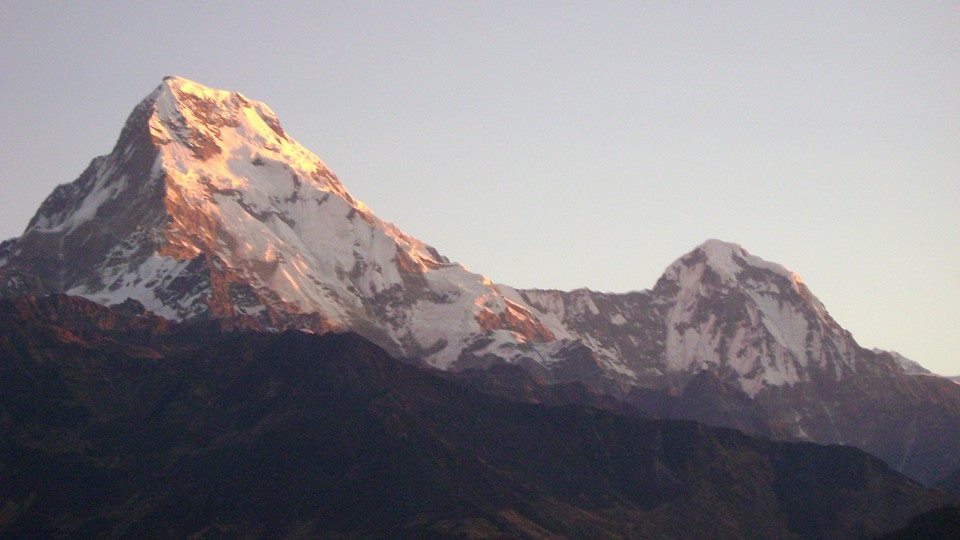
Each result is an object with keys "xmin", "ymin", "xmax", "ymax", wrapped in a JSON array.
[{"xmin": 1, "ymin": 1, "xmax": 957, "ymax": 374}]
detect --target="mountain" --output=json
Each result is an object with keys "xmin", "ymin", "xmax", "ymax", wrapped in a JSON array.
[
  {"xmin": 517, "ymin": 240, "xmax": 960, "ymax": 484},
  {"xmin": 0, "ymin": 76, "xmax": 552, "ymax": 365},
  {"xmin": 0, "ymin": 295, "xmax": 952, "ymax": 538},
  {"xmin": 1, "ymin": 77, "xmax": 958, "ymax": 483}
]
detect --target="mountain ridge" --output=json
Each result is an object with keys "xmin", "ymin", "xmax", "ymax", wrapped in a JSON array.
[
  {"xmin": 0, "ymin": 294, "xmax": 953, "ymax": 538},
  {"xmin": 1, "ymin": 76, "xmax": 958, "ymax": 483}
]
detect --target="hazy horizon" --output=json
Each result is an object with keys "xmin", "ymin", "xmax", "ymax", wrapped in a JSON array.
[{"xmin": 1, "ymin": 2, "xmax": 957, "ymax": 375}]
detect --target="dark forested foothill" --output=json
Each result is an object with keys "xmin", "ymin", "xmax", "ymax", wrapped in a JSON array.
[{"xmin": 0, "ymin": 296, "xmax": 953, "ymax": 538}]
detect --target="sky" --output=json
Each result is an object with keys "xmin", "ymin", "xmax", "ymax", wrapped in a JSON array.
[{"xmin": 1, "ymin": 1, "xmax": 957, "ymax": 374}]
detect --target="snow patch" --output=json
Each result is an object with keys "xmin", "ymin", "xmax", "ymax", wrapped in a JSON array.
[
  {"xmin": 31, "ymin": 171, "xmax": 127, "ymax": 234},
  {"xmin": 67, "ymin": 255, "xmax": 196, "ymax": 319}
]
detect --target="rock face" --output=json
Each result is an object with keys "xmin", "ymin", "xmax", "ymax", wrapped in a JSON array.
[
  {"xmin": 1, "ymin": 77, "xmax": 958, "ymax": 483},
  {"xmin": 0, "ymin": 296, "xmax": 952, "ymax": 538}
]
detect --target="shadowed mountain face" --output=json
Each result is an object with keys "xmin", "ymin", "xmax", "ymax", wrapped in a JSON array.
[
  {"xmin": 880, "ymin": 505, "xmax": 960, "ymax": 540},
  {"xmin": 0, "ymin": 296, "xmax": 953, "ymax": 538},
  {"xmin": 1, "ymin": 77, "xmax": 958, "ymax": 485},
  {"xmin": 936, "ymin": 468, "xmax": 960, "ymax": 496}
]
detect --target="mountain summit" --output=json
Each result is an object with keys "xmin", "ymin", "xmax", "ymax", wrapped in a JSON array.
[
  {"xmin": 2, "ymin": 77, "xmax": 958, "ymax": 483},
  {"xmin": 0, "ymin": 76, "xmax": 553, "ymax": 363}
]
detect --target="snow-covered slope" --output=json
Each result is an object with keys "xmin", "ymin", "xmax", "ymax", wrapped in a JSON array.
[
  {"xmin": 0, "ymin": 77, "xmax": 940, "ymax": 384},
  {"xmin": 0, "ymin": 77, "xmax": 555, "ymax": 364},
  {"xmin": 518, "ymin": 239, "xmax": 927, "ymax": 396},
  {"xmin": 2, "ymin": 77, "xmax": 957, "ymax": 483},
  {"xmin": 0, "ymin": 77, "xmax": 936, "ymax": 386}
]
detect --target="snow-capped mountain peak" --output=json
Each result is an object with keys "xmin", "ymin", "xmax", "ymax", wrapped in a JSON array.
[
  {"xmin": 1, "ymin": 77, "xmax": 553, "ymax": 365},
  {"xmin": 151, "ymin": 75, "xmax": 348, "ymax": 197},
  {"xmin": 643, "ymin": 239, "xmax": 857, "ymax": 395},
  {"xmin": 0, "ymin": 78, "xmax": 926, "ymax": 393},
  {"xmin": 665, "ymin": 239, "xmax": 804, "ymax": 290},
  {"xmin": 3, "ymin": 76, "xmax": 958, "ymax": 487}
]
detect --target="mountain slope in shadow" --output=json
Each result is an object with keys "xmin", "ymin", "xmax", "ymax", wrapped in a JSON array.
[{"xmin": 0, "ymin": 295, "xmax": 952, "ymax": 538}]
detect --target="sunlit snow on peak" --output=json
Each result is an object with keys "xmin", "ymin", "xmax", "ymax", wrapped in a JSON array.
[{"xmin": 678, "ymin": 238, "xmax": 806, "ymax": 287}]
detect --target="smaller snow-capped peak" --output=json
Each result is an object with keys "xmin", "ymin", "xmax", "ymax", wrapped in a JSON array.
[
  {"xmin": 661, "ymin": 238, "xmax": 830, "ymax": 325},
  {"xmin": 657, "ymin": 239, "xmax": 850, "ymax": 395},
  {"xmin": 666, "ymin": 239, "xmax": 804, "ymax": 289}
]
